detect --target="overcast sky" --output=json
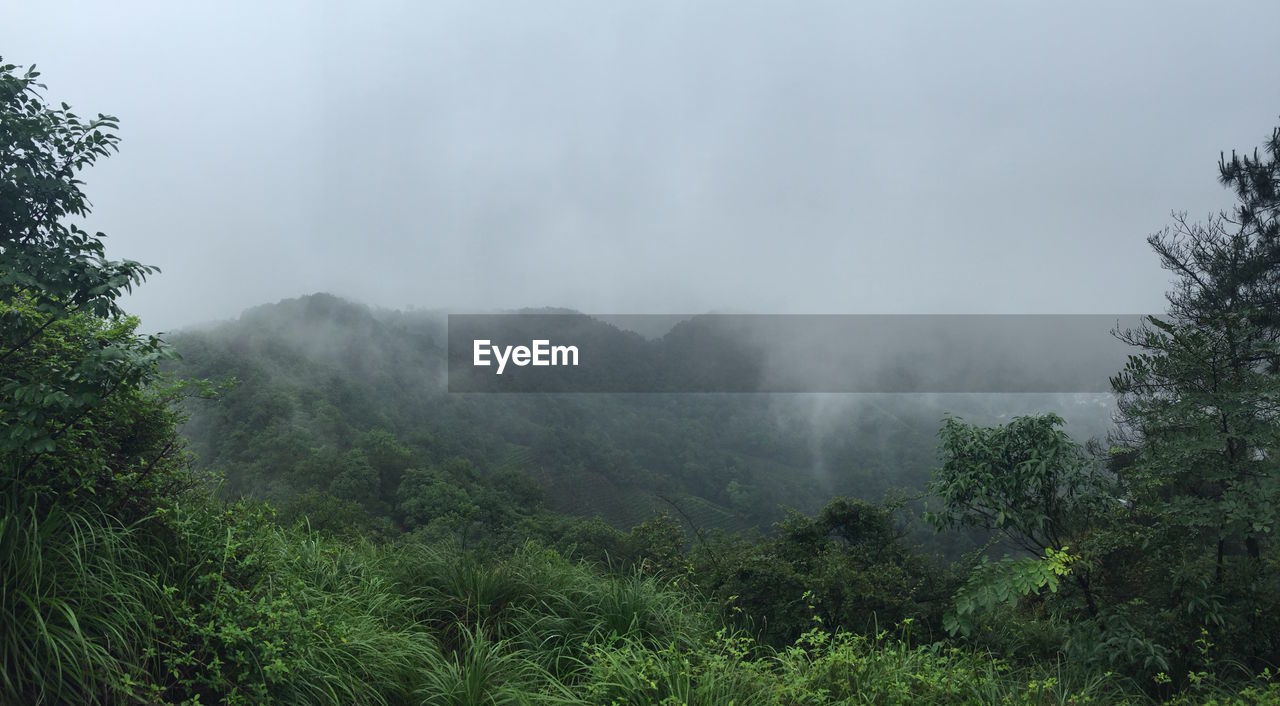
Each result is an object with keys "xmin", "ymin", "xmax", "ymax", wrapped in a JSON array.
[{"xmin": 6, "ymin": 2, "xmax": 1279, "ymax": 331}]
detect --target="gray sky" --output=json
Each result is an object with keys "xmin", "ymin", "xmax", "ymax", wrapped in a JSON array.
[{"xmin": 6, "ymin": 2, "xmax": 1279, "ymax": 331}]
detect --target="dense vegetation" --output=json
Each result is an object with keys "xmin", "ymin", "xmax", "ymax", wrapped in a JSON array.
[
  {"xmin": 168, "ymin": 294, "xmax": 1117, "ymax": 556},
  {"xmin": 4, "ymin": 57, "xmax": 1280, "ymax": 704}
]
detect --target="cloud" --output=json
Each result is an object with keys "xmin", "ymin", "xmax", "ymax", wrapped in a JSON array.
[{"xmin": 5, "ymin": 2, "xmax": 1275, "ymax": 331}]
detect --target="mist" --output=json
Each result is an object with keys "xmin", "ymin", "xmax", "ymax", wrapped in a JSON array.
[{"xmin": 7, "ymin": 3, "xmax": 1280, "ymax": 332}]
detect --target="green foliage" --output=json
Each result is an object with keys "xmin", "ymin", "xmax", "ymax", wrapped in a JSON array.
[
  {"xmin": 920, "ymin": 120, "xmax": 1280, "ymax": 693},
  {"xmin": 944, "ymin": 546, "xmax": 1078, "ymax": 638},
  {"xmin": 579, "ymin": 631, "xmax": 769, "ymax": 706},
  {"xmin": 396, "ymin": 464, "xmax": 480, "ymax": 532},
  {"xmin": 1113, "ymin": 313, "xmax": 1280, "ymax": 554},
  {"xmin": 329, "ymin": 448, "xmax": 381, "ymax": 508},
  {"xmin": 0, "ymin": 59, "xmax": 155, "ymax": 320},
  {"xmin": 147, "ymin": 499, "xmax": 439, "ymax": 705},
  {"xmin": 0, "ymin": 498, "xmax": 158, "ymax": 702},
  {"xmin": 0, "ymin": 294, "xmax": 177, "ymax": 507},
  {"xmin": 1095, "ymin": 124, "xmax": 1280, "ymax": 679},
  {"xmin": 929, "ymin": 414, "xmax": 1110, "ymax": 556},
  {"xmin": 1, "ymin": 57, "xmax": 164, "ymax": 487},
  {"xmin": 1, "ymin": 55, "xmax": 447, "ymax": 704},
  {"xmin": 164, "ymin": 293, "xmax": 979, "ymax": 552},
  {"xmin": 693, "ymin": 497, "xmax": 954, "ymax": 647},
  {"xmin": 1218, "ymin": 122, "xmax": 1280, "ymax": 248},
  {"xmin": 623, "ymin": 513, "xmax": 689, "ymax": 576},
  {"xmin": 417, "ymin": 625, "xmax": 565, "ymax": 706},
  {"xmin": 928, "ymin": 414, "xmax": 1108, "ymax": 627},
  {"xmin": 278, "ymin": 488, "xmax": 395, "ymax": 541}
]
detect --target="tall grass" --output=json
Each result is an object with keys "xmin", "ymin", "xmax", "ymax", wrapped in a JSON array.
[
  {"xmin": 415, "ymin": 624, "xmax": 579, "ymax": 706},
  {"xmin": 5, "ymin": 493, "xmax": 1254, "ymax": 705},
  {"xmin": 0, "ymin": 497, "xmax": 159, "ymax": 704},
  {"xmin": 146, "ymin": 499, "xmax": 442, "ymax": 705}
]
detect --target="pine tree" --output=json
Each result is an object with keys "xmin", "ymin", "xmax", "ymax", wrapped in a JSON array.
[{"xmin": 1106, "ymin": 121, "xmax": 1280, "ymax": 668}]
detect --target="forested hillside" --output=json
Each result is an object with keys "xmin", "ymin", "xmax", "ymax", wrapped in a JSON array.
[{"xmin": 166, "ymin": 292, "xmax": 1113, "ymax": 554}]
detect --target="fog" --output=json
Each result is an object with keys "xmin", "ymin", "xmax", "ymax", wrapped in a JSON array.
[{"xmin": 6, "ymin": 3, "xmax": 1280, "ymax": 331}]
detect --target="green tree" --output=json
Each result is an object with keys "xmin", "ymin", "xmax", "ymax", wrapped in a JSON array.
[
  {"xmin": 928, "ymin": 414, "xmax": 1109, "ymax": 617},
  {"xmin": 328, "ymin": 448, "xmax": 381, "ymax": 508},
  {"xmin": 695, "ymin": 497, "xmax": 949, "ymax": 646},
  {"xmin": 396, "ymin": 465, "xmax": 478, "ymax": 532},
  {"xmin": 1217, "ymin": 122, "xmax": 1280, "ymax": 310},
  {"xmin": 0, "ymin": 58, "xmax": 183, "ymax": 703},
  {"xmin": 2, "ymin": 295, "xmax": 186, "ymax": 512},
  {"xmin": 1, "ymin": 58, "xmax": 165, "ymax": 494},
  {"xmin": 1102, "ymin": 125, "xmax": 1280, "ymax": 672}
]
